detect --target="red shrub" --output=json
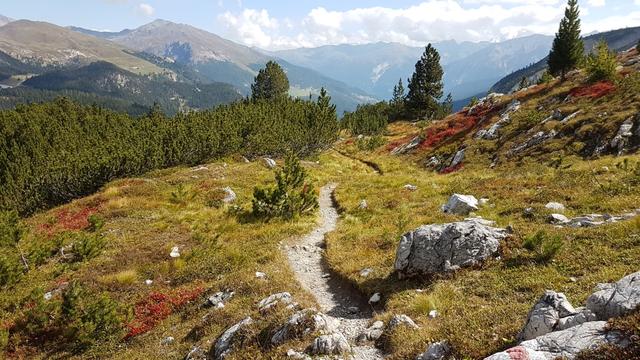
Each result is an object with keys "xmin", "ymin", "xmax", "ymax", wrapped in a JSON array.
[
  {"xmin": 420, "ymin": 114, "xmax": 480, "ymax": 150},
  {"xmin": 569, "ymin": 81, "xmax": 616, "ymax": 99},
  {"xmin": 38, "ymin": 204, "xmax": 104, "ymax": 235},
  {"xmin": 125, "ymin": 287, "xmax": 204, "ymax": 339},
  {"xmin": 440, "ymin": 163, "xmax": 464, "ymax": 174}
]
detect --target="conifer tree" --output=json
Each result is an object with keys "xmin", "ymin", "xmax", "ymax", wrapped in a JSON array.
[
  {"xmin": 391, "ymin": 78, "xmax": 405, "ymax": 120},
  {"xmin": 406, "ymin": 44, "xmax": 444, "ymax": 120},
  {"xmin": 548, "ymin": 0, "xmax": 584, "ymax": 79},
  {"xmin": 251, "ymin": 61, "xmax": 290, "ymax": 101}
]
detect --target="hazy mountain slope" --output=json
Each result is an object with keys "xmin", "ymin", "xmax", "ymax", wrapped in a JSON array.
[
  {"xmin": 22, "ymin": 61, "xmax": 241, "ymax": 114},
  {"xmin": 0, "ymin": 15, "xmax": 13, "ymax": 27},
  {"xmin": 491, "ymin": 26, "xmax": 640, "ymax": 94},
  {"xmin": 67, "ymin": 26, "xmax": 132, "ymax": 39},
  {"xmin": 75, "ymin": 20, "xmax": 376, "ymax": 113},
  {"xmin": 273, "ymin": 37, "xmax": 552, "ymax": 101}
]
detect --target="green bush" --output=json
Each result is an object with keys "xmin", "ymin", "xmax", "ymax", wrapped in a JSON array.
[
  {"xmin": 252, "ymin": 153, "xmax": 318, "ymax": 220},
  {"xmin": 523, "ymin": 231, "xmax": 564, "ymax": 263},
  {"xmin": 342, "ymin": 102, "xmax": 389, "ymax": 136},
  {"xmin": 0, "ymin": 250, "xmax": 23, "ymax": 287},
  {"xmin": 70, "ymin": 232, "xmax": 106, "ymax": 262},
  {"xmin": 0, "ymin": 211, "xmax": 23, "ymax": 248},
  {"xmin": 586, "ymin": 40, "xmax": 618, "ymax": 83},
  {"xmin": 356, "ymin": 135, "xmax": 386, "ymax": 151},
  {"xmin": 537, "ymin": 71, "xmax": 554, "ymax": 85}
]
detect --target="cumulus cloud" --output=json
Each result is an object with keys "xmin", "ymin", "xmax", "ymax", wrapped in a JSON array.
[
  {"xmin": 587, "ymin": 0, "xmax": 605, "ymax": 7},
  {"xmin": 219, "ymin": 0, "xmax": 640, "ymax": 50},
  {"xmin": 137, "ymin": 3, "xmax": 155, "ymax": 17}
]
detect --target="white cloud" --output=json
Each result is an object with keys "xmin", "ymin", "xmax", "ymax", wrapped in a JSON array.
[
  {"xmin": 587, "ymin": 0, "xmax": 606, "ymax": 7},
  {"xmin": 137, "ymin": 3, "xmax": 155, "ymax": 17},
  {"xmin": 219, "ymin": 0, "xmax": 640, "ymax": 50}
]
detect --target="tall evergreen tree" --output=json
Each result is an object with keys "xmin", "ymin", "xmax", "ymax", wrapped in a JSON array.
[
  {"xmin": 251, "ymin": 61, "xmax": 290, "ymax": 101},
  {"xmin": 391, "ymin": 78, "xmax": 405, "ymax": 120},
  {"xmin": 406, "ymin": 44, "xmax": 444, "ymax": 120},
  {"xmin": 548, "ymin": 0, "xmax": 584, "ymax": 79}
]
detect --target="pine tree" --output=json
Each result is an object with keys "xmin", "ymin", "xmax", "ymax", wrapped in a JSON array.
[
  {"xmin": 406, "ymin": 44, "xmax": 444, "ymax": 120},
  {"xmin": 585, "ymin": 40, "xmax": 618, "ymax": 83},
  {"xmin": 636, "ymin": 38, "xmax": 640, "ymax": 53},
  {"xmin": 519, "ymin": 76, "xmax": 530, "ymax": 90},
  {"xmin": 251, "ymin": 61, "xmax": 290, "ymax": 101},
  {"xmin": 391, "ymin": 78, "xmax": 405, "ymax": 120},
  {"xmin": 548, "ymin": 0, "xmax": 584, "ymax": 79}
]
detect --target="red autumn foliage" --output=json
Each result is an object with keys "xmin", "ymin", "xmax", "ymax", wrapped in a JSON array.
[
  {"xmin": 569, "ymin": 81, "xmax": 616, "ymax": 99},
  {"xmin": 420, "ymin": 113, "xmax": 480, "ymax": 150},
  {"xmin": 440, "ymin": 163, "xmax": 464, "ymax": 174},
  {"xmin": 38, "ymin": 206, "xmax": 101, "ymax": 235},
  {"xmin": 125, "ymin": 287, "xmax": 204, "ymax": 339}
]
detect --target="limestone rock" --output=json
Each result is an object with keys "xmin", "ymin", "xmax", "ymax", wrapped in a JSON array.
[
  {"xmin": 222, "ymin": 187, "xmax": 236, "ymax": 203},
  {"xmin": 359, "ymin": 200, "xmax": 368, "ymax": 210},
  {"xmin": 369, "ymin": 293, "xmax": 381, "ymax": 304},
  {"xmin": 271, "ymin": 309, "xmax": 337, "ymax": 345},
  {"xmin": 210, "ymin": 317, "xmax": 253, "ymax": 360},
  {"xmin": 394, "ymin": 218, "xmax": 507, "ymax": 278},
  {"xmin": 519, "ymin": 291, "xmax": 577, "ymax": 341},
  {"xmin": 586, "ymin": 271, "xmax": 640, "ymax": 320},
  {"xmin": 170, "ymin": 246, "xmax": 180, "ymax": 258},
  {"xmin": 404, "ymin": 184, "xmax": 418, "ymax": 191},
  {"xmin": 510, "ymin": 130, "xmax": 557, "ymax": 155},
  {"xmin": 548, "ymin": 214, "xmax": 570, "ymax": 225},
  {"xmin": 388, "ymin": 314, "xmax": 419, "ymax": 331},
  {"xmin": 442, "ymin": 194, "xmax": 479, "ymax": 215},
  {"xmin": 416, "ymin": 341, "xmax": 450, "ymax": 360},
  {"xmin": 610, "ymin": 117, "xmax": 635, "ymax": 155},
  {"xmin": 392, "ymin": 136, "xmax": 422, "ymax": 155},
  {"xmin": 206, "ymin": 290, "xmax": 235, "ymax": 308},
  {"xmin": 545, "ymin": 202, "xmax": 565, "ymax": 212},
  {"xmin": 556, "ymin": 308, "xmax": 597, "ymax": 331},
  {"xmin": 310, "ymin": 333, "xmax": 351, "ymax": 355},
  {"xmin": 263, "ymin": 157, "xmax": 277, "ymax": 169},
  {"xmin": 356, "ymin": 321, "xmax": 384, "ymax": 344},
  {"xmin": 257, "ymin": 292, "xmax": 293, "ymax": 313},
  {"xmin": 449, "ymin": 149, "xmax": 465, "ymax": 168}
]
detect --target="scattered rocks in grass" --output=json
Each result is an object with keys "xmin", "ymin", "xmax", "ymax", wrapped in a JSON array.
[
  {"xmin": 441, "ymin": 194, "xmax": 479, "ymax": 215},
  {"xmin": 210, "ymin": 317, "xmax": 253, "ymax": 360},
  {"xmin": 206, "ymin": 290, "xmax": 235, "ymax": 308},
  {"xmin": 404, "ymin": 184, "xmax": 418, "ymax": 191},
  {"xmin": 356, "ymin": 321, "xmax": 385, "ymax": 344},
  {"xmin": 510, "ymin": 130, "xmax": 557, "ymax": 155},
  {"xmin": 263, "ymin": 157, "xmax": 277, "ymax": 169},
  {"xmin": 359, "ymin": 200, "xmax": 368, "ymax": 210},
  {"xmin": 416, "ymin": 341, "xmax": 450, "ymax": 360},
  {"xmin": 360, "ymin": 268, "xmax": 373, "ymax": 277},
  {"xmin": 428, "ymin": 310, "xmax": 439, "ymax": 319},
  {"xmin": 185, "ymin": 346, "xmax": 207, "ymax": 360},
  {"xmin": 257, "ymin": 292, "xmax": 293, "ymax": 313},
  {"xmin": 161, "ymin": 336, "xmax": 175, "ymax": 345},
  {"xmin": 523, "ymin": 207, "xmax": 535, "ymax": 218},
  {"xmin": 388, "ymin": 314, "xmax": 419, "ymax": 330},
  {"xmin": 271, "ymin": 309, "xmax": 337, "ymax": 345},
  {"xmin": 519, "ymin": 291, "xmax": 578, "ymax": 341},
  {"xmin": 391, "ymin": 136, "xmax": 422, "ymax": 155},
  {"xmin": 610, "ymin": 117, "xmax": 635, "ymax": 155},
  {"xmin": 170, "ymin": 246, "xmax": 180, "ymax": 258},
  {"xmin": 449, "ymin": 149, "xmax": 465, "ymax": 168},
  {"xmin": 545, "ymin": 202, "xmax": 565, "ymax": 212},
  {"xmin": 479, "ymin": 198, "xmax": 490, "ymax": 206},
  {"xmin": 369, "ymin": 293, "xmax": 381, "ymax": 304},
  {"xmin": 309, "ymin": 333, "xmax": 351, "ymax": 355},
  {"xmin": 394, "ymin": 218, "xmax": 507, "ymax": 278},
  {"xmin": 44, "ymin": 292, "xmax": 53, "ymax": 301},
  {"xmin": 586, "ymin": 271, "xmax": 640, "ymax": 320},
  {"xmin": 255, "ymin": 271, "xmax": 266, "ymax": 279},
  {"xmin": 548, "ymin": 213, "xmax": 570, "ymax": 225},
  {"xmin": 222, "ymin": 187, "xmax": 236, "ymax": 203},
  {"xmin": 145, "ymin": 279, "xmax": 153, "ymax": 286}
]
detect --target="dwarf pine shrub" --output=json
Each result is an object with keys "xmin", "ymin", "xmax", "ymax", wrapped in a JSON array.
[
  {"xmin": 523, "ymin": 231, "xmax": 564, "ymax": 263},
  {"xmin": 586, "ymin": 40, "xmax": 618, "ymax": 83},
  {"xmin": 252, "ymin": 153, "xmax": 318, "ymax": 220}
]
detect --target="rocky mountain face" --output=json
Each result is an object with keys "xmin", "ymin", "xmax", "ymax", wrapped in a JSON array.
[
  {"xmin": 74, "ymin": 20, "xmax": 376, "ymax": 114},
  {"xmin": 0, "ymin": 15, "xmax": 13, "ymax": 27},
  {"xmin": 272, "ymin": 36, "xmax": 553, "ymax": 101}
]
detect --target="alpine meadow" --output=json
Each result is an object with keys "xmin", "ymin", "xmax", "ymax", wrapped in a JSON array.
[{"xmin": 1, "ymin": 1, "xmax": 640, "ymax": 359}]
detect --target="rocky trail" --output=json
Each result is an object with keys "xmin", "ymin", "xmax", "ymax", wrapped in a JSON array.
[{"xmin": 286, "ymin": 184, "xmax": 385, "ymax": 359}]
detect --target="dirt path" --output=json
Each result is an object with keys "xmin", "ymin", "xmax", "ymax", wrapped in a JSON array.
[
  {"xmin": 286, "ymin": 184, "xmax": 384, "ymax": 360},
  {"xmin": 331, "ymin": 149, "xmax": 384, "ymax": 175}
]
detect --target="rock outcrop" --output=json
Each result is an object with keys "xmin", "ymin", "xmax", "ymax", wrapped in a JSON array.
[
  {"xmin": 394, "ymin": 218, "xmax": 507, "ymax": 278},
  {"xmin": 309, "ymin": 333, "xmax": 351, "ymax": 355},
  {"xmin": 586, "ymin": 271, "xmax": 640, "ymax": 320},
  {"xmin": 271, "ymin": 309, "xmax": 337, "ymax": 346},
  {"xmin": 416, "ymin": 341, "xmax": 450, "ymax": 360},
  {"xmin": 210, "ymin": 317, "xmax": 253, "ymax": 360},
  {"xmin": 442, "ymin": 194, "xmax": 479, "ymax": 215},
  {"xmin": 257, "ymin": 292, "xmax": 293, "ymax": 313},
  {"xmin": 519, "ymin": 291, "xmax": 578, "ymax": 341}
]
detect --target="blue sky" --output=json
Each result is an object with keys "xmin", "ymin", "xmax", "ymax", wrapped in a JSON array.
[{"xmin": 2, "ymin": 0, "xmax": 640, "ymax": 49}]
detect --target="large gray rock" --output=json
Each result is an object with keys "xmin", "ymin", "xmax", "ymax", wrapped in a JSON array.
[
  {"xmin": 449, "ymin": 149, "xmax": 465, "ymax": 168},
  {"xmin": 356, "ymin": 321, "xmax": 384, "ymax": 344},
  {"xmin": 271, "ymin": 309, "xmax": 337, "ymax": 345},
  {"xmin": 388, "ymin": 314, "xmax": 419, "ymax": 331},
  {"xmin": 416, "ymin": 341, "xmax": 450, "ymax": 360},
  {"xmin": 442, "ymin": 194, "xmax": 479, "ymax": 215},
  {"xmin": 519, "ymin": 291, "xmax": 577, "ymax": 341},
  {"xmin": 206, "ymin": 290, "xmax": 235, "ymax": 308},
  {"xmin": 394, "ymin": 218, "xmax": 507, "ymax": 277},
  {"xmin": 610, "ymin": 118, "xmax": 635, "ymax": 155},
  {"xmin": 210, "ymin": 317, "xmax": 253, "ymax": 360},
  {"xmin": 222, "ymin": 187, "xmax": 236, "ymax": 203},
  {"xmin": 310, "ymin": 333, "xmax": 351, "ymax": 355},
  {"xmin": 392, "ymin": 136, "xmax": 422, "ymax": 155},
  {"xmin": 257, "ymin": 292, "xmax": 293, "ymax": 313},
  {"xmin": 510, "ymin": 130, "xmax": 557, "ymax": 155},
  {"xmin": 485, "ymin": 321, "xmax": 627, "ymax": 360},
  {"xmin": 586, "ymin": 271, "xmax": 640, "ymax": 320}
]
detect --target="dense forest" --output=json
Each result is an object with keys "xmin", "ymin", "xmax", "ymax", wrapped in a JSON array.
[{"xmin": 0, "ymin": 94, "xmax": 338, "ymax": 215}]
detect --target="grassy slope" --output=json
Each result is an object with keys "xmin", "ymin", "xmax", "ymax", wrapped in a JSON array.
[{"xmin": 2, "ymin": 52, "xmax": 640, "ymax": 360}]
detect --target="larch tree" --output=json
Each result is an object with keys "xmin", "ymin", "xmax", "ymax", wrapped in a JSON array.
[{"xmin": 548, "ymin": 0, "xmax": 584, "ymax": 79}]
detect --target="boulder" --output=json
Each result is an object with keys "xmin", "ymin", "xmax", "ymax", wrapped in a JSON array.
[
  {"xmin": 257, "ymin": 292, "xmax": 293, "ymax": 313},
  {"xmin": 356, "ymin": 321, "xmax": 385, "ymax": 344},
  {"xmin": 449, "ymin": 149, "xmax": 465, "ymax": 168},
  {"xmin": 442, "ymin": 194, "xmax": 479, "ymax": 215},
  {"xmin": 263, "ymin": 158, "xmax": 277, "ymax": 169},
  {"xmin": 556, "ymin": 308, "xmax": 597, "ymax": 331},
  {"xmin": 388, "ymin": 314, "xmax": 419, "ymax": 331},
  {"xmin": 416, "ymin": 341, "xmax": 450, "ymax": 360},
  {"xmin": 271, "ymin": 309, "xmax": 337, "ymax": 345},
  {"xmin": 610, "ymin": 117, "xmax": 635, "ymax": 155},
  {"xmin": 310, "ymin": 333, "xmax": 351, "ymax": 355},
  {"xmin": 586, "ymin": 271, "xmax": 640, "ymax": 320},
  {"xmin": 206, "ymin": 290, "xmax": 235, "ymax": 308},
  {"xmin": 394, "ymin": 218, "xmax": 507, "ymax": 278},
  {"xmin": 519, "ymin": 291, "xmax": 577, "ymax": 341},
  {"xmin": 548, "ymin": 214, "xmax": 570, "ymax": 225},
  {"xmin": 210, "ymin": 317, "xmax": 253, "ymax": 360},
  {"xmin": 392, "ymin": 136, "xmax": 422, "ymax": 155},
  {"xmin": 485, "ymin": 321, "xmax": 627, "ymax": 360},
  {"xmin": 222, "ymin": 187, "xmax": 237, "ymax": 203}
]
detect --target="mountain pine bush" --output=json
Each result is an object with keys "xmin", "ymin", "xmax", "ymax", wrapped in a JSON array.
[
  {"xmin": 586, "ymin": 40, "xmax": 618, "ymax": 83},
  {"xmin": 252, "ymin": 153, "xmax": 318, "ymax": 220}
]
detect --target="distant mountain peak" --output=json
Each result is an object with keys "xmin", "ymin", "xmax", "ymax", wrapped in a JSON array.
[{"xmin": 0, "ymin": 15, "xmax": 14, "ymax": 27}]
